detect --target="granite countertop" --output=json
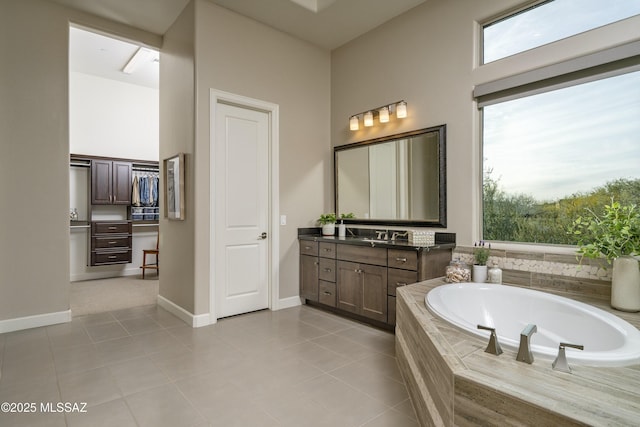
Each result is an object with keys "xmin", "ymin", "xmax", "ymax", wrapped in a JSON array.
[
  {"xmin": 397, "ymin": 278, "xmax": 640, "ymax": 426},
  {"xmin": 298, "ymin": 233, "xmax": 456, "ymax": 251}
]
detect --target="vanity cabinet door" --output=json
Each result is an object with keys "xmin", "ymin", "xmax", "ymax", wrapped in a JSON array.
[
  {"xmin": 336, "ymin": 261, "xmax": 387, "ymax": 322},
  {"xmin": 360, "ymin": 264, "xmax": 388, "ymax": 323},
  {"xmin": 336, "ymin": 261, "xmax": 361, "ymax": 315},
  {"xmin": 300, "ymin": 255, "xmax": 319, "ymax": 301}
]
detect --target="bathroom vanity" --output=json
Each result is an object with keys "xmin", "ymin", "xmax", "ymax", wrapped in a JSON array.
[{"xmin": 298, "ymin": 229, "xmax": 454, "ymax": 328}]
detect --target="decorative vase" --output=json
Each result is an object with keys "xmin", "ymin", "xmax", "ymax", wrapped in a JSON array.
[
  {"xmin": 611, "ymin": 256, "xmax": 640, "ymax": 312},
  {"xmin": 322, "ymin": 223, "xmax": 336, "ymax": 236},
  {"xmin": 472, "ymin": 265, "xmax": 488, "ymax": 283}
]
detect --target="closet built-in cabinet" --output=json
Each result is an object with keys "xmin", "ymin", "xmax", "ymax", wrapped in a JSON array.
[
  {"xmin": 91, "ymin": 160, "xmax": 132, "ymax": 205},
  {"xmin": 71, "ymin": 154, "xmax": 159, "ymax": 267}
]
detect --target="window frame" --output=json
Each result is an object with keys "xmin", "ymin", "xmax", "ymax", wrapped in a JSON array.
[{"xmin": 475, "ymin": 41, "xmax": 640, "ymax": 248}]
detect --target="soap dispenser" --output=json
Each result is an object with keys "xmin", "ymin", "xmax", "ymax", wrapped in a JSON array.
[{"xmin": 338, "ymin": 220, "xmax": 346, "ymax": 238}]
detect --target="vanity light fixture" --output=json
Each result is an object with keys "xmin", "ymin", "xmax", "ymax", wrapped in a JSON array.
[
  {"xmin": 396, "ymin": 101, "xmax": 408, "ymax": 119},
  {"xmin": 349, "ymin": 115, "xmax": 359, "ymax": 131},
  {"xmin": 379, "ymin": 106, "xmax": 390, "ymax": 123},
  {"xmin": 348, "ymin": 100, "xmax": 407, "ymax": 131},
  {"xmin": 363, "ymin": 111, "xmax": 374, "ymax": 127}
]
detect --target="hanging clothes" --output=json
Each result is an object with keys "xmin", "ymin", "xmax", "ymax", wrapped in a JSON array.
[
  {"xmin": 151, "ymin": 175, "xmax": 159, "ymax": 207},
  {"xmin": 132, "ymin": 175, "xmax": 141, "ymax": 207}
]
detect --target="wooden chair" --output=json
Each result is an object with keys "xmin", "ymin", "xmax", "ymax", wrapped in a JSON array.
[{"xmin": 140, "ymin": 234, "xmax": 159, "ymax": 279}]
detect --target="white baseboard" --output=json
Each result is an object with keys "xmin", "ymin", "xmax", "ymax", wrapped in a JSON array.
[
  {"xmin": 0, "ymin": 309, "xmax": 72, "ymax": 333},
  {"xmin": 157, "ymin": 295, "xmax": 211, "ymax": 328},
  {"xmin": 277, "ymin": 296, "xmax": 302, "ymax": 310},
  {"xmin": 71, "ymin": 267, "xmax": 142, "ymax": 282}
]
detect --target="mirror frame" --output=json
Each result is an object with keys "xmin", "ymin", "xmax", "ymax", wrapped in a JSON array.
[{"xmin": 334, "ymin": 125, "xmax": 447, "ymax": 228}]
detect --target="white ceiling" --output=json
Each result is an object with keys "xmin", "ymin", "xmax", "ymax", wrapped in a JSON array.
[{"xmin": 58, "ymin": 0, "xmax": 427, "ymax": 89}]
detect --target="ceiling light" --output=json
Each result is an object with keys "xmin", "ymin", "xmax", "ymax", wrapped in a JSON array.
[{"xmin": 122, "ymin": 47, "xmax": 158, "ymax": 74}]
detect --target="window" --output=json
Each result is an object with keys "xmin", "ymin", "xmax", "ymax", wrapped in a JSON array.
[
  {"xmin": 483, "ymin": 0, "xmax": 640, "ymax": 64},
  {"xmin": 482, "ymin": 69, "xmax": 640, "ymax": 244}
]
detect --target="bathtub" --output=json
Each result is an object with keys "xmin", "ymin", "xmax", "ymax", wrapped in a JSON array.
[{"xmin": 425, "ymin": 283, "xmax": 640, "ymax": 367}]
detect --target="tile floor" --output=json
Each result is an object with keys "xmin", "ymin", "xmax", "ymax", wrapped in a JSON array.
[{"xmin": 0, "ymin": 304, "xmax": 418, "ymax": 426}]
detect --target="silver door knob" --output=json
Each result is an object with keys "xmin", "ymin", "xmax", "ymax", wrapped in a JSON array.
[{"xmin": 259, "ymin": 232, "xmax": 268, "ymax": 240}]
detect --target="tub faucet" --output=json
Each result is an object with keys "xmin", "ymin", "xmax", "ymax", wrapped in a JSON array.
[
  {"xmin": 552, "ymin": 342, "xmax": 584, "ymax": 373},
  {"xmin": 516, "ymin": 324, "xmax": 537, "ymax": 364},
  {"xmin": 477, "ymin": 325, "xmax": 503, "ymax": 356}
]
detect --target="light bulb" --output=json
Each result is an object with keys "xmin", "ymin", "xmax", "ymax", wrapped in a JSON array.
[
  {"xmin": 364, "ymin": 111, "xmax": 374, "ymax": 127},
  {"xmin": 379, "ymin": 106, "xmax": 389, "ymax": 123},
  {"xmin": 349, "ymin": 115, "xmax": 359, "ymax": 131},
  {"xmin": 396, "ymin": 101, "xmax": 407, "ymax": 119}
]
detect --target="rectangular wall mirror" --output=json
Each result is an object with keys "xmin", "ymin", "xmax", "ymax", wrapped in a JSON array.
[{"xmin": 334, "ymin": 125, "xmax": 446, "ymax": 227}]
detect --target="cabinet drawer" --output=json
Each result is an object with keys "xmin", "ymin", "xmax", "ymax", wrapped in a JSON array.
[
  {"xmin": 93, "ymin": 221, "xmax": 131, "ymax": 234},
  {"xmin": 388, "ymin": 268, "xmax": 418, "ymax": 296},
  {"xmin": 91, "ymin": 250, "xmax": 132, "ymax": 265},
  {"xmin": 319, "ymin": 281, "xmax": 336, "ymax": 307},
  {"xmin": 388, "ymin": 249, "xmax": 418, "ymax": 271},
  {"xmin": 337, "ymin": 245, "xmax": 387, "ymax": 266},
  {"xmin": 300, "ymin": 241, "xmax": 319, "ymax": 256},
  {"xmin": 92, "ymin": 236, "xmax": 132, "ymax": 250},
  {"xmin": 319, "ymin": 258, "xmax": 336, "ymax": 282},
  {"xmin": 319, "ymin": 242, "xmax": 337, "ymax": 259}
]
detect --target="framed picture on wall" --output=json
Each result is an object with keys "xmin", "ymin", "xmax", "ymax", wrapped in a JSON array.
[{"xmin": 164, "ymin": 153, "xmax": 185, "ymax": 220}]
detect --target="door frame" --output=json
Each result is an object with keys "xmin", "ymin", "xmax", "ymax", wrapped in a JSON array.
[{"xmin": 209, "ymin": 89, "xmax": 280, "ymax": 322}]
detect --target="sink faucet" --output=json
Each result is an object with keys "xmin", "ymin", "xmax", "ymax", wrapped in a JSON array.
[
  {"xmin": 375, "ymin": 230, "xmax": 388, "ymax": 240},
  {"xmin": 516, "ymin": 324, "xmax": 537, "ymax": 364},
  {"xmin": 391, "ymin": 231, "xmax": 408, "ymax": 241}
]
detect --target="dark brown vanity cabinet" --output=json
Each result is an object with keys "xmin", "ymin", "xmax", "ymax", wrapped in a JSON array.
[
  {"xmin": 299, "ymin": 236, "xmax": 452, "ymax": 327},
  {"xmin": 336, "ymin": 260, "xmax": 387, "ymax": 323},
  {"xmin": 91, "ymin": 160, "xmax": 132, "ymax": 205},
  {"xmin": 90, "ymin": 221, "xmax": 132, "ymax": 265},
  {"xmin": 300, "ymin": 241, "xmax": 319, "ymax": 301}
]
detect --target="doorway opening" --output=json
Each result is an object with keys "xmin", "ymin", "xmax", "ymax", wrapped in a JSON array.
[{"xmin": 68, "ymin": 25, "xmax": 160, "ymax": 315}]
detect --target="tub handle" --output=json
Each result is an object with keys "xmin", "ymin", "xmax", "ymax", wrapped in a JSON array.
[
  {"xmin": 552, "ymin": 342, "xmax": 584, "ymax": 374},
  {"xmin": 477, "ymin": 325, "xmax": 503, "ymax": 356}
]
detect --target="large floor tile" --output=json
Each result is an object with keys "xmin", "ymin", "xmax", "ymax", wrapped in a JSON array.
[
  {"xmin": 84, "ymin": 322, "xmax": 129, "ymax": 343},
  {"xmin": 0, "ymin": 299, "xmax": 416, "ymax": 426},
  {"xmin": 125, "ymin": 383, "xmax": 206, "ymax": 427},
  {"xmin": 58, "ymin": 366, "xmax": 122, "ymax": 408},
  {"xmin": 66, "ymin": 398, "xmax": 137, "ymax": 427},
  {"xmin": 107, "ymin": 356, "xmax": 170, "ymax": 396}
]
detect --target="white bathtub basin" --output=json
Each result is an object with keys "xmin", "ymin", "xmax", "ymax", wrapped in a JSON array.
[{"xmin": 425, "ymin": 283, "xmax": 640, "ymax": 367}]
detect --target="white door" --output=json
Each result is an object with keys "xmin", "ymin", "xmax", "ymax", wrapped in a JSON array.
[{"xmin": 214, "ymin": 102, "xmax": 270, "ymax": 318}]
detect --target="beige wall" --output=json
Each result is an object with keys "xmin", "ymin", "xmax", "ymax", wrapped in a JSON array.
[
  {"xmin": 331, "ymin": 0, "xmax": 640, "ymax": 247},
  {"xmin": 193, "ymin": 1, "xmax": 331, "ymax": 307},
  {"xmin": 159, "ymin": 0, "xmax": 331, "ymax": 316},
  {"xmin": 0, "ymin": 0, "xmax": 161, "ymax": 323},
  {"xmin": 158, "ymin": 1, "xmax": 196, "ymax": 312}
]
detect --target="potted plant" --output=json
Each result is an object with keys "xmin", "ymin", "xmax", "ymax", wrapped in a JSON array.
[
  {"xmin": 569, "ymin": 200, "xmax": 640, "ymax": 311},
  {"xmin": 473, "ymin": 241, "xmax": 491, "ymax": 283},
  {"xmin": 318, "ymin": 213, "xmax": 337, "ymax": 236}
]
